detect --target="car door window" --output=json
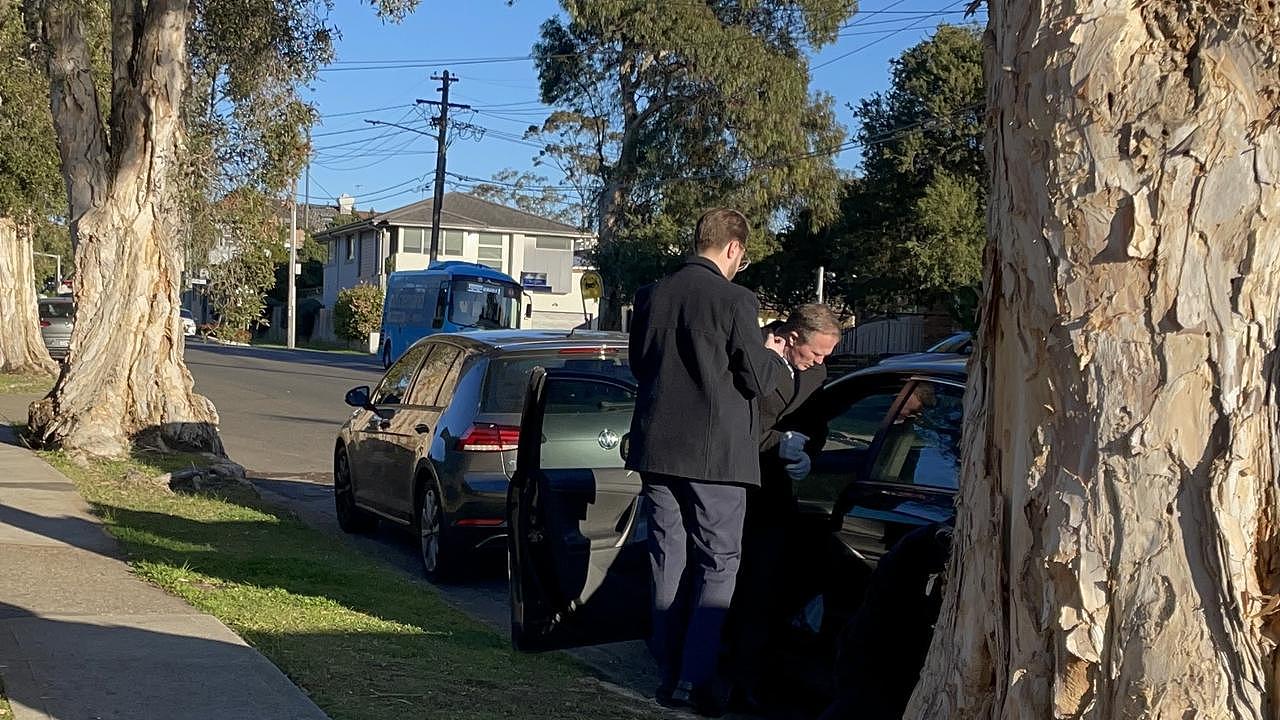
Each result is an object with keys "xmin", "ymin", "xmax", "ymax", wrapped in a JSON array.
[
  {"xmin": 407, "ymin": 345, "xmax": 462, "ymax": 407},
  {"xmin": 867, "ymin": 381, "xmax": 964, "ymax": 489},
  {"xmin": 372, "ymin": 344, "xmax": 430, "ymax": 405},
  {"xmin": 799, "ymin": 381, "xmax": 908, "ymax": 509}
]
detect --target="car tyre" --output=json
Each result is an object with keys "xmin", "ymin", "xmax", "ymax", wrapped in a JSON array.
[
  {"xmin": 416, "ymin": 480, "xmax": 456, "ymax": 582},
  {"xmin": 382, "ymin": 342, "xmax": 392, "ymax": 369},
  {"xmin": 334, "ymin": 447, "xmax": 376, "ymax": 534}
]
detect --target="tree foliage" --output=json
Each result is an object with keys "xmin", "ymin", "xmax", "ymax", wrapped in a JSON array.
[
  {"xmin": 532, "ymin": 0, "xmax": 854, "ymax": 325},
  {"xmin": 754, "ymin": 24, "xmax": 985, "ymax": 317},
  {"xmin": 204, "ymin": 188, "xmax": 283, "ymax": 340},
  {"xmin": 333, "ymin": 283, "xmax": 383, "ymax": 344},
  {"xmin": 470, "ymin": 168, "xmax": 585, "ymax": 229}
]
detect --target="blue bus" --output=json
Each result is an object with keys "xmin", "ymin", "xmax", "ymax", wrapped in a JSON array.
[{"xmin": 379, "ymin": 262, "xmax": 527, "ymax": 368}]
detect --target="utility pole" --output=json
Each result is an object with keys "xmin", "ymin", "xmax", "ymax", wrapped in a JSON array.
[
  {"xmin": 417, "ymin": 70, "xmax": 470, "ymax": 265},
  {"xmin": 288, "ymin": 178, "xmax": 298, "ymax": 350}
]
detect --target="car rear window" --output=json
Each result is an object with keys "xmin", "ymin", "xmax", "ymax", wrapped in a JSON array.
[
  {"xmin": 481, "ymin": 350, "xmax": 633, "ymax": 414},
  {"xmin": 39, "ymin": 301, "xmax": 73, "ymax": 319}
]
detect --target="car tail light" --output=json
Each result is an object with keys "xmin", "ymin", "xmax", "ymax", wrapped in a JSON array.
[
  {"xmin": 39, "ymin": 320, "xmax": 50, "ymax": 327},
  {"xmin": 454, "ymin": 518, "xmax": 504, "ymax": 527},
  {"xmin": 457, "ymin": 424, "xmax": 520, "ymax": 452},
  {"xmin": 558, "ymin": 346, "xmax": 618, "ymax": 355}
]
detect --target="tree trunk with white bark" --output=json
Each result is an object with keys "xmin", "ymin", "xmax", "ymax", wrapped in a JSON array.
[
  {"xmin": 0, "ymin": 218, "xmax": 57, "ymax": 376},
  {"xmin": 26, "ymin": 0, "xmax": 220, "ymax": 458},
  {"xmin": 908, "ymin": 2, "xmax": 1280, "ymax": 717}
]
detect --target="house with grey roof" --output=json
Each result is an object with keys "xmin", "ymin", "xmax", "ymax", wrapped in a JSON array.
[{"xmin": 313, "ymin": 192, "xmax": 598, "ymax": 330}]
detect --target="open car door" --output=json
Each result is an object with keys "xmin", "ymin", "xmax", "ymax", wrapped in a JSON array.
[{"xmin": 508, "ymin": 368, "xmax": 649, "ymax": 652}]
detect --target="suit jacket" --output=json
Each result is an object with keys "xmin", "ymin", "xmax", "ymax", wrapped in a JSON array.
[
  {"xmin": 757, "ymin": 362, "xmax": 827, "ymax": 505},
  {"xmin": 626, "ymin": 257, "xmax": 789, "ymax": 486}
]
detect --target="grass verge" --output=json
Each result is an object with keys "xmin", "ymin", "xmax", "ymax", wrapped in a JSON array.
[
  {"xmin": 0, "ymin": 676, "xmax": 11, "ymax": 719},
  {"xmin": 45, "ymin": 450, "xmax": 666, "ymax": 720},
  {"xmin": 0, "ymin": 372, "xmax": 53, "ymax": 395}
]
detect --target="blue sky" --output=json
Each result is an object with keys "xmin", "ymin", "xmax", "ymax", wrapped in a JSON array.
[{"xmin": 301, "ymin": 0, "xmax": 984, "ymax": 212}]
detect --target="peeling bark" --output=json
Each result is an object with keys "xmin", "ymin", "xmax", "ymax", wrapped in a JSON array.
[
  {"xmin": 29, "ymin": 0, "xmax": 220, "ymax": 458},
  {"xmin": 0, "ymin": 218, "xmax": 57, "ymax": 376},
  {"xmin": 908, "ymin": 2, "xmax": 1280, "ymax": 718}
]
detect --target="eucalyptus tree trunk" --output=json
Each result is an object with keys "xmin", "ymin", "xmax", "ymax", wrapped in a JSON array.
[
  {"xmin": 27, "ymin": 0, "xmax": 220, "ymax": 458},
  {"xmin": 0, "ymin": 218, "xmax": 57, "ymax": 375},
  {"xmin": 908, "ymin": 2, "xmax": 1280, "ymax": 717}
]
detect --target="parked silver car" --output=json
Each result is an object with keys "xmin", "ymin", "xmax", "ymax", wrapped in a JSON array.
[
  {"xmin": 335, "ymin": 329, "xmax": 633, "ymax": 582},
  {"xmin": 38, "ymin": 297, "xmax": 74, "ymax": 360}
]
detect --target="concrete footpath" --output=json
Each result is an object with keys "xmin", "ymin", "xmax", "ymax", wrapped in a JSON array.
[{"xmin": 0, "ymin": 396, "xmax": 329, "ymax": 720}]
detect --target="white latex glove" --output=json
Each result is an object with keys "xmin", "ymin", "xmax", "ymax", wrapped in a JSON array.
[
  {"xmin": 785, "ymin": 452, "xmax": 811, "ymax": 481},
  {"xmin": 779, "ymin": 430, "xmax": 810, "ymax": 463}
]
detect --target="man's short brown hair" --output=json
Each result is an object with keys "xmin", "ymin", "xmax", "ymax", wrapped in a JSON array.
[
  {"xmin": 780, "ymin": 303, "xmax": 841, "ymax": 343},
  {"xmin": 694, "ymin": 208, "xmax": 750, "ymax": 254}
]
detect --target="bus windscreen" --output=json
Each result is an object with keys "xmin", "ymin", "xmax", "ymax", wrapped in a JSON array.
[{"xmin": 448, "ymin": 278, "xmax": 521, "ymax": 330}]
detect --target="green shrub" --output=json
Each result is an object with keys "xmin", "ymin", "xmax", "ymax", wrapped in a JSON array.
[{"xmin": 333, "ymin": 283, "xmax": 383, "ymax": 344}]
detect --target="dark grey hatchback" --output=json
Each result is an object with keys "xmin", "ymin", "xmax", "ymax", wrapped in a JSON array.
[{"xmin": 335, "ymin": 329, "xmax": 631, "ymax": 581}]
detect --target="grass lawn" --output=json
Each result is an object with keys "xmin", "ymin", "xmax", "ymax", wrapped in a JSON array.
[
  {"xmin": 0, "ymin": 372, "xmax": 53, "ymax": 395},
  {"xmin": 45, "ymin": 450, "xmax": 668, "ymax": 720}
]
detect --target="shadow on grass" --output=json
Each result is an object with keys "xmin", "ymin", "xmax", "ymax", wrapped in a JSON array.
[{"xmin": 72, "ymin": 486, "xmax": 673, "ymax": 720}]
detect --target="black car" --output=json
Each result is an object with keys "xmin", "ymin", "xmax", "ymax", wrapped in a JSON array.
[
  {"xmin": 336, "ymin": 329, "xmax": 632, "ymax": 581},
  {"xmin": 506, "ymin": 358, "xmax": 965, "ymax": 702}
]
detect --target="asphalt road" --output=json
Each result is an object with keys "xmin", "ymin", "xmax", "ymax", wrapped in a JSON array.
[
  {"xmin": 184, "ymin": 342, "xmax": 382, "ymax": 478},
  {"xmin": 183, "ymin": 342, "xmax": 668, "ymax": 711}
]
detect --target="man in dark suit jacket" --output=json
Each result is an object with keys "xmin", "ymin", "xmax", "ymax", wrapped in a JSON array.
[
  {"xmin": 727, "ymin": 304, "xmax": 842, "ymax": 710},
  {"xmin": 627, "ymin": 208, "xmax": 789, "ymax": 716}
]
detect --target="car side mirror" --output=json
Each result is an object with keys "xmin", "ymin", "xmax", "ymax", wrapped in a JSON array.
[
  {"xmin": 525, "ymin": 302, "xmax": 533, "ymax": 320},
  {"xmin": 619, "ymin": 432, "xmax": 630, "ymax": 462},
  {"xmin": 344, "ymin": 385, "xmax": 372, "ymax": 409}
]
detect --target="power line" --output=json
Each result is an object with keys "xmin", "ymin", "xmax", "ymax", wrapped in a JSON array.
[{"xmin": 813, "ymin": 0, "xmax": 971, "ymax": 70}]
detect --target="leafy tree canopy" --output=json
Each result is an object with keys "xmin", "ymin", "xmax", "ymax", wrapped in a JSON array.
[
  {"xmin": 752, "ymin": 23, "xmax": 986, "ymax": 317},
  {"xmin": 531, "ymin": 0, "xmax": 855, "ymax": 316}
]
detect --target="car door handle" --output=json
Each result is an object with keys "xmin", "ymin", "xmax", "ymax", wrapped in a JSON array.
[{"xmin": 414, "ymin": 424, "xmax": 431, "ymax": 435}]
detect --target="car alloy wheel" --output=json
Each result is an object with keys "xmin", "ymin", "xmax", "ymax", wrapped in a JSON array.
[
  {"xmin": 419, "ymin": 485, "xmax": 445, "ymax": 578},
  {"xmin": 334, "ymin": 449, "xmax": 374, "ymax": 534}
]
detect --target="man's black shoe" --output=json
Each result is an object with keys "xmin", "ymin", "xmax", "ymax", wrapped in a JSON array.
[{"xmin": 656, "ymin": 680, "xmax": 691, "ymax": 709}]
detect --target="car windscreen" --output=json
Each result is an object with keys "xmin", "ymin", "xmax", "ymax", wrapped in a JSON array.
[
  {"xmin": 39, "ymin": 301, "xmax": 73, "ymax": 319},
  {"xmin": 481, "ymin": 351, "xmax": 633, "ymax": 414},
  {"xmin": 928, "ymin": 333, "xmax": 971, "ymax": 353},
  {"xmin": 449, "ymin": 278, "xmax": 520, "ymax": 330}
]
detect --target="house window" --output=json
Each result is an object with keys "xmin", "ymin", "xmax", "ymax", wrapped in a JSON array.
[
  {"xmin": 443, "ymin": 229, "xmax": 464, "ymax": 257},
  {"xmin": 401, "ymin": 227, "xmax": 426, "ymax": 254},
  {"xmin": 534, "ymin": 236, "xmax": 573, "ymax": 251},
  {"xmin": 345, "ymin": 236, "xmax": 354, "ymax": 262},
  {"xmin": 476, "ymin": 232, "xmax": 504, "ymax": 270}
]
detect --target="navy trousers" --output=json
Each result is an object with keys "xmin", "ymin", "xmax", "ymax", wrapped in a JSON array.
[{"xmin": 641, "ymin": 473, "xmax": 747, "ymax": 690}]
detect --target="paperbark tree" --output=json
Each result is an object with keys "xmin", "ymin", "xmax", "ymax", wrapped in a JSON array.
[
  {"xmin": 25, "ymin": 0, "xmax": 222, "ymax": 457},
  {"xmin": 0, "ymin": 2, "xmax": 62, "ymax": 377},
  {"xmin": 909, "ymin": 2, "xmax": 1280, "ymax": 718},
  {"xmin": 0, "ymin": 219, "xmax": 58, "ymax": 375},
  {"xmin": 23, "ymin": 0, "xmax": 418, "ymax": 458}
]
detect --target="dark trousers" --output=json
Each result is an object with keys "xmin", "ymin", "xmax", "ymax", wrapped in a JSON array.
[
  {"xmin": 725, "ymin": 484, "xmax": 792, "ymax": 693},
  {"xmin": 641, "ymin": 473, "xmax": 746, "ymax": 690}
]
